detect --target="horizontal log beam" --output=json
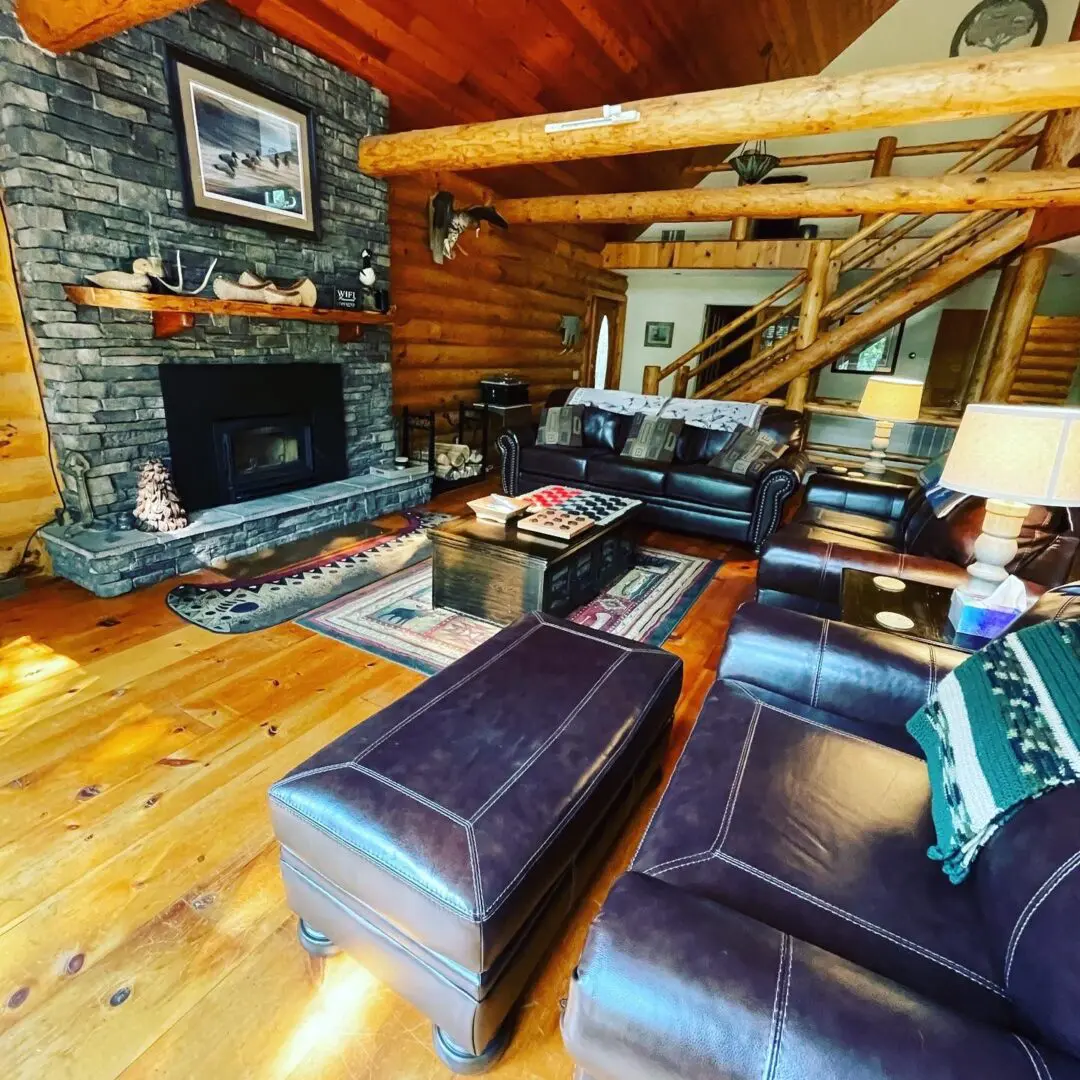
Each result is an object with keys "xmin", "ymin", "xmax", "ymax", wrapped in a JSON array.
[
  {"xmin": 14, "ymin": 0, "xmax": 199, "ymax": 52},
  {"xmin": 601, "ymin": 238, "xmax": 926, "ymax": 272},
  {"xmin": 498, "ymin": 171, "xmax": 1080, "ymax": 226},
  {"xmin": 685, "ymin": 134, "xmax": 1037, "ymax": 176},
  {"xmin": 358, "ymin": 43, "xmax": 1080, "ymax": 176}
]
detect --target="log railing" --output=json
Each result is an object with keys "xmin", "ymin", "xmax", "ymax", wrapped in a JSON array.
[{"xmin": 643, "ymin": 111, "xmax": 1046, "ymax": 401}]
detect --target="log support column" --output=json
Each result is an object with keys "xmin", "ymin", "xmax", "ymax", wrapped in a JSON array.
[
  {"xmin": 859, "ymin": 136, "xmax": 898, "ymax": 232},
  {"xmin": 785, "ymin": 241, "xmax": 835, "ymax": 411},
  {"xmin": 982, "ymin": 247, "xmax": 1052, "ymax": 403},
  {"xmin": 642, "ymin": 365, "xmax": 661, "ymax": 395},
  {"xmin": 963, "ymin": 261, "xmax": 1019, "ymax": 403}
]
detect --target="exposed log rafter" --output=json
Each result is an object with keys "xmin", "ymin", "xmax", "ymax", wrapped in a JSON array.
[
  {"xmin": 497, "ymin": 170, "xmax": 1080, "ymax": 227},
  {"xmin": 359, "ymin": 43, "xmax": 1080, "ymax": 176},
  {"xmin": 14, "ymin": 0, "xmax": 199, "ymax": 53}
]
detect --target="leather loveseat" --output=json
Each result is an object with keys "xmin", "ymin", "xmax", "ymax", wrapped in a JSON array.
[
  {"xmin": 497, "ymin": 391, "xmax": 808, "ymax": 549},
  {"xmin": 562, "ymin": 594, "xmax": 1080, "ymax": 1080},
  {"xmin": 757, "ymin": 469, "xmax": 1080, "ymax": 615}
]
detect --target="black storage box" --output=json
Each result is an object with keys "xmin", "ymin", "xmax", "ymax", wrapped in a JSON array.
[{"xmin": 480, "ymin": 374, "xmax": 529, "ymax": 407}]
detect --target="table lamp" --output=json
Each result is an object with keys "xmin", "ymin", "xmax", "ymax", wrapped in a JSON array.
[
  {"xmin": 857, "ymin": 376, "xmax": 924, "ymax": 475},
  {"xmin": 941, "ymin": 403, "xmax": 1080, "ymax": 599}
]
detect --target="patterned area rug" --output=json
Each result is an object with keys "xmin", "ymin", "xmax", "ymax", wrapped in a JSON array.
[
  {"xmin": 166, "ymin": 512, "xmax": 454, "ymax": 634},
  {"xmin": 298, "ymin": 547, "xmax": 719, "ymax": 675}
]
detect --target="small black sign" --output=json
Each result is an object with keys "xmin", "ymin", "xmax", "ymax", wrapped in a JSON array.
[{"xmin": 334, "ymin": 286, "xmax": 359, "ymax": 310}]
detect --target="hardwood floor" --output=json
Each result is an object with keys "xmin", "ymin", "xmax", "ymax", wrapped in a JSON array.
[{"xmin": 0, "ymin": 485, "xmax": 757, "ymax": 1079}]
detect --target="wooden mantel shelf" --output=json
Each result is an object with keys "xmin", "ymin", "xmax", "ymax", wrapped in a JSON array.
[{"xmin": 63, "ymin": 285, "xmax": 395, "ymax": 342}]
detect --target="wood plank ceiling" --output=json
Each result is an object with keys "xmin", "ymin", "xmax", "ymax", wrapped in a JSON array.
[{"xmin": 228, "ymin": 0, "xmax": 899, "ymax": 197}]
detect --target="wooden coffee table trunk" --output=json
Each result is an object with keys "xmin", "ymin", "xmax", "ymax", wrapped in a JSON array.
[{"xmin": 429, "ymin": 514, "xmax": 637, "ymax": 625}]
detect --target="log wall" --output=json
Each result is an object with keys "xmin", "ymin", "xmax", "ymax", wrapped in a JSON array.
[
  {"xmin": 1008, "ymin": 315, "xmax": 1080, "ymax": 404},
  {"xmin": 390, "ymin": 172, "xmax": 626, "ymax": 420},
  {"xmin": 0, "ymin": 204, "xmax": 60, "ymax": 576}
]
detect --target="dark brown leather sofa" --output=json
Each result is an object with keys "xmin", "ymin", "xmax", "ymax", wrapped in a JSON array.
[
  {"xmin": 497, "ymin": 392, "xmax": 808, "ymax": 549},
  {"xmin": 562, "ymin": 590, "xmax": 1080, "ymax": 1080},
  {"xmin": 757, "ymin": 470, "xmax": 1080, "ymax": 615}
]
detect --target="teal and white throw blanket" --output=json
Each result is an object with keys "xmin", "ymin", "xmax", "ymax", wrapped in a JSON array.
[{"xmin": 907, "ymin": 619, "xmax": 1080, "ymax": 884}]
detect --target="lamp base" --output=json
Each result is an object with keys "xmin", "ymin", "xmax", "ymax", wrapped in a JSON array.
[
  {"xmin": 864, "ymin": 419, "xmax": 894, "ymax": 476},
  {"xmin": 961, "ymin": 498, "xmax": 1030, "ymax": 599}
]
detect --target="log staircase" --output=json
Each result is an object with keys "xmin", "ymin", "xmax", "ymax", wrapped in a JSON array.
[{"xmin": 643, "ymin": 113, "xmax": 1048, "ymax": 407}]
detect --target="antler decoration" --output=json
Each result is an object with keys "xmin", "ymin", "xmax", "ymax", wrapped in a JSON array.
[{"xmin": 150, "ymin": 250, "xmax": 219, "ymax": 296}]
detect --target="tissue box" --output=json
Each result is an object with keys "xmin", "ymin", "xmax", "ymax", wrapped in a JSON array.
[{"xmin": 947, "ymin": 587, "xmax": 1023, "ymax": 641}]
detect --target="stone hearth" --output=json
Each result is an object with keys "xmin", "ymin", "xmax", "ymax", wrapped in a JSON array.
[{"xmin": 43, "ymin": 471, "xmax": 430, "ymax": 597}]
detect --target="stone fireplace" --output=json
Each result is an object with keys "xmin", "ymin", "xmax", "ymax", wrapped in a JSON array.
[
  {"xmin": 159, "ymin": 362, "xmax": 348, "ymax": 510},
  {"xmin": 0, "ymin": 0, "xmax": 430, "ymax": 595}
]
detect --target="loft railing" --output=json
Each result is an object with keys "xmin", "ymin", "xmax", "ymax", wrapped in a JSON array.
[{"xmin": 642, "ymin": 112, "xmax": 1046, "ymax": 401}]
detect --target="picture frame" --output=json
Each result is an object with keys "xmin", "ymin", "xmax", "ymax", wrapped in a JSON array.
[
  {"xmin": 166, "ymin": 48, "xmax": 320, "ymax": 237},
  {"xmin": 831, "ymin": 321, "xmax": 903, "ymax": 374},
  {"xmin": 644, "ymin": 321, "xmax": 675, "ymax": 348}
]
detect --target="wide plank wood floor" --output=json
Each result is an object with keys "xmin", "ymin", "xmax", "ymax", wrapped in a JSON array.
[{"xmin": 0, "ymin": 484, "xmax": 756, "ymax": 1079}]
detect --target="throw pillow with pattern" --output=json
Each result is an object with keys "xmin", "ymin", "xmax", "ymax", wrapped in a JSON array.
[
  {"xmin": 707, "ymin": 423, "xmax": 783, "ymax": 479},
  {"xmin": 537, "ymin": 404, "xmax": 584, "ymax": 448},
  {"xmin": 620, "ymin": 413, "xmax": 684, "ymax": 463}
]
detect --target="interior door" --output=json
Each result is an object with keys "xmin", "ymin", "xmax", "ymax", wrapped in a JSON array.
[
  {"xmin": 923, "ymin": 308, "xmax": 987, "ymax": 411},
  {"xmin": 584, "ymin": 294, "xmax": 625, "ymax": 390}
]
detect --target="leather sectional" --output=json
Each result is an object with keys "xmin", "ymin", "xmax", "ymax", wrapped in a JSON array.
[
  {"xmin": 758, "ymin": 469, "xmax": 1080, "ymax": 615},
  {"xmin": 497, "ymin": 395, "xmax": 808, "ymax": 549},
  {"xmin": 563, "ymin": 593, "xmax": 1080, "ymax": 1079}
]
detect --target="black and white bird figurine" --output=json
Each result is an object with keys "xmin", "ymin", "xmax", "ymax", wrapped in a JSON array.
[
  {"xmin": 428, "ymin": 191, "xmax": 508, "ymax": 264},
  {"xmin": 359, "ymin": 248, "xmax": 377, "ymax": 289}
]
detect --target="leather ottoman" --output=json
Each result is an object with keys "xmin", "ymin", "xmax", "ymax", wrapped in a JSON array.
[{"xmin": 268, "ymin": 611, "xmax": 682, "ymax": 1073}]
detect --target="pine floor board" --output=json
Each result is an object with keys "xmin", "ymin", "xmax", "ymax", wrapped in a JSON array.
[{"xmin": 0, "ymin": 484, "xmax": 754, "ymax": 1078}]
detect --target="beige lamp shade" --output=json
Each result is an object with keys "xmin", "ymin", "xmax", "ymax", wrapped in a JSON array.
[
  {"xmin": 941, "ymin": 403, "xmax": 1080, "ymax": 506},
  {"xmin": 857, "ymin": 376, "xmax": 924, "ymax": 422}
]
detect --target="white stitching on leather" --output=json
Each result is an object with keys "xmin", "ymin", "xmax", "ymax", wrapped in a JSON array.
[
  {"xmin": 1005, "ymin": 847, "xmax": 1080, "ymax": 985},
  {"xmin": 809, "ymin": 620, "xmax": 829, "ymax": 709},
  {"xmin": 272, "ymin": 800, "xmax": 479, "ymax": 921},
  {"xmin": 724, "ymin": 682, "xmax": 909, "ymax": 753},
  {"xmin": 715, "ymin": 703, "xmax": 760, "ymax": 852},
  {"xmin": 712, "ymin": 850, "xmax": 1007, "ymax": 997},
  {"xmin": 347, "ymin": 763, "xmax": 470, "ymax": 825},
  {"xmin": 1014, "ymin": 1034, "xmax": 1051, "ymax": 1080},
  {"xmin": 817, "ymin": 542, "xmax": 834, "ymax": 599},
  {"xmin": 774, "ymin": 932, "xmax": 793, "ymax": 1078},
  {"xmin": 352, "ymin": 622, "xmax": 543, "ymax": 765},
  {"xmin": 478, "ymin": 666, "xmax": 681, "ymax": 917},
  {"xmin": 274, "ymin": 762, "xmax": 350, "ymax": 786},
  {"xmin": 532, "ymin": 612, "xmax": 634, "ymax": 651},
  {"xmin": 1028, "ymin": 1039, "xmax": 1054, "ymax": 1080},
  {"xmin": 471, "ymin": 653, "xmax": 630, "ymax": 822},
  {"xmin": 762, "ymin": 932, "xmax": 789, "ymax": 1080},
  {"xmin": 640, "ymin": 702, "xmax": 759, "ymax": 876}
]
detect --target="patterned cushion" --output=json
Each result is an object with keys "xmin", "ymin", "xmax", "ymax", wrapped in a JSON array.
[
  {"xmin": 620, "ymin": 413, "xmax": 684, "ymax": 463},
  {"xmin": 707, "ymin": 424, "xmax": 783, "ymax": 479},
  {"xmin": 537, "ymin": 404, "xmax": 584, "ymax": 448}
]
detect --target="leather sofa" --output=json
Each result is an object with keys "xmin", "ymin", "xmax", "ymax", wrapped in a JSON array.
[
  {"xmin": 757, "ymin": 469, "xmax": 1080, "ymax": 616},
  {"xmin": 497, "ymin": 393, "xmax": 808, "ymax": 549},
  {"xmin": 563, "ymin": 596, "xmax": 1080, "ymax": 1080}
]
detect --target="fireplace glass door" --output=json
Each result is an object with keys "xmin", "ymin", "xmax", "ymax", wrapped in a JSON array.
[{"xmin": 214, "ymin": 415, "xmax": 315, "ymax": 502}]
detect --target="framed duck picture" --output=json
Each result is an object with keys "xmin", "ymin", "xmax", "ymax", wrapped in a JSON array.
[{"xmin": 167, "ymin": 49, "xmax": 320, "ymax": 237}]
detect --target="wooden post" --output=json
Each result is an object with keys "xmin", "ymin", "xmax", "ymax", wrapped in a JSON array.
[
  {"xmin": 982, "ymin": 247, "xmax": 1053, "ymax": 402},
  {"xmin": 786, "ymin": 241, "xmax": 835, "ymax": 411},
  {"xmin": 725, "ymin": 214, "xmax": 1032, "ymax": 401},
  {"xmin": 730, "ymin": 177, "xmax": 752, "ymax": 241},
  {"xmin": 496, "ymin": 170, "xmax": 1080, "ymax": 226},
  {"xmin": 673, "ymin": 367, "xmax": 691, "ymax": 397},
  {"xmin": 642, "ymin": 365, "xmax": 661, "ymax": 395},
  {"xmin": 859, "ymin": 136, "xmax": 898, "ymax": 231},
  {"xmin": 359, "ymin": 42, "xmax": 1080, "ymax": 176},
  {"xmin": 963, "ymin": 262, "xmax": 1019, "ymax": 403}
]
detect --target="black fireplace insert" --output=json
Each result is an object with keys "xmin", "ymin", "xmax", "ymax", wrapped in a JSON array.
[{"xmin": 160, "ymin": 363, "xmax": 347, "ymax": 511}]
